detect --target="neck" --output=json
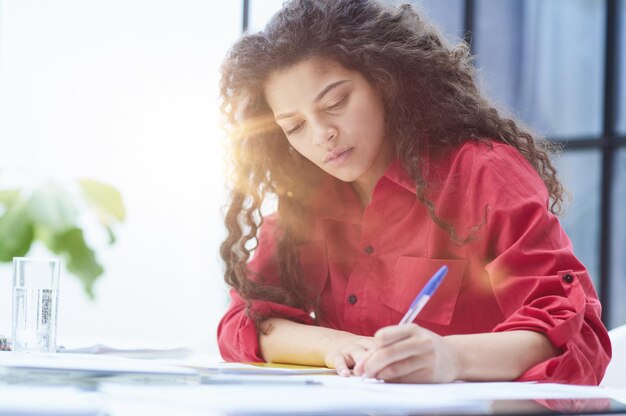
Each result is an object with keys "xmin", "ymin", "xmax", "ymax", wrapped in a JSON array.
[
  {"xmin": 351, "ymin": 181, "xmax": 372, "ymax": 207},
  {"xmin": 350, "ymin": 141, "xmax": 395, "ymax": 208}
]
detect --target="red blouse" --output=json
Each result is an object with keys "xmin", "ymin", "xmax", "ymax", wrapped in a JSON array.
[{"xmin": 217, "ymin": 141, "xmax": 611, "ymax": 385}]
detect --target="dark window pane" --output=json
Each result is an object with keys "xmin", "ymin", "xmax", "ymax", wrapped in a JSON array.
[
  {"xmin": 610, "ymin": 149, "xmax": 626, "ymax": 328},
  {"xmin": 474, "ymin": 0, "xmax": 605, "ymax": 139},
  {"xmin": 554, "ymin": 150, "xmax": 602, "ymax": 288},
  {"xmin": 619, "ymin": 0, "xmax": 626, "ymax": 134}
]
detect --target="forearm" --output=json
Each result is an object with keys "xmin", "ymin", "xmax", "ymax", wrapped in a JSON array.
[
  {"xmin": 446, "ymin": 330, "xmax": 559, "ymax": 381},
  {"xmin": 259, "ymin": 318, "xmax": 359, "ymax": 365}
]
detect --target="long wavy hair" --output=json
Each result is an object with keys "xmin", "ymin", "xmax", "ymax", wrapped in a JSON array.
[{"xmin": 219, "ymin": 0, "xmax": 565, "ymax": 314}]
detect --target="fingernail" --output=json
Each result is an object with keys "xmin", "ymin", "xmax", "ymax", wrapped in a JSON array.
[{"xmin": 340, "ymin": 369, "xmax": 351, "ymax": 377}]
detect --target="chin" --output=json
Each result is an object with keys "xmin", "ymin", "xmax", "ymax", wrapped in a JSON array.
[{"xmin": 328, "ymin": 170, "xmax": 361, "ymax": 183}]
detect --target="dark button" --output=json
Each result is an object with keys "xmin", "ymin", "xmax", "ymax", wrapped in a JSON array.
[
  {"xmin": 563, "ymin": 273, "xmax": 574, "ymax": 283},
  {"xmin": 364, "ymin": 245, "xmax": 374, "ymax": 255},
  {"xmin": 348, "ymin": 294, "xmax": 358, "ymax": 305}
]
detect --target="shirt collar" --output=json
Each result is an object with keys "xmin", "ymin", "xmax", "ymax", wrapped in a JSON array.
[
  {"xmin": 311, "ymin": 158, "xmax": 418, "ymax": 224},
  {"xmin": 381, "ymin": 158, "xmax": 417, "ymax": 195}
]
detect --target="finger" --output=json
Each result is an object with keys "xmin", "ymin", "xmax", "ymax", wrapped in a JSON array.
[
  {"xmin": 349, "ymin": 345, "xmax": 370, "ymax": 367},
  {"xmin": 385, "ymin": 362, "xmax": 437, "ymax": 384},
  {"xmin": 376, "ymin": 354, "xmax": 433, "ymax": 382},
  {"xmin": 331, "ymin": 354, "xmax": 352, "ymax": 377},
  {"xmin": 352, "ymin": 349, "xmax": 374, "ymax": 376},
  {"xmin": 374, "ymin": 324, "xmax": 421, "ymax": 348},
  {"xmin": 344, "ymin": 344, "xmax": 371, "ymax": 376},
  {"xmin": 364, "ymin": 335, "xmax": 429, "ymax": 378}
]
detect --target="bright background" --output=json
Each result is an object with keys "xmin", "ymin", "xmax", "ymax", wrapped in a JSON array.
[{"xmin": 0, "ymin": 0, "xmax": 243, "ymax": 353}]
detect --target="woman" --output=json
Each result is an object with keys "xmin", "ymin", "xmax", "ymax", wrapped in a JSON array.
[{"xmin": 217, "ymin": 0, "xmax": 611, "ymax": 384}]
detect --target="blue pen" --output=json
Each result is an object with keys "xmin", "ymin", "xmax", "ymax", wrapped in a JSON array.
[
  {"xmin": 399, "ymin": 265, "xmax": 449, "ymax": 325},
  {"xmin": 358, "ymin": 265, "xmax": 449, "ymax": 381}
]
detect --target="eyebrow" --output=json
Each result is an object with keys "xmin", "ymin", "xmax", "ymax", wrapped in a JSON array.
[{"xmin": 275, "ymin": 80, "xmax": 349, "ymax": 120}]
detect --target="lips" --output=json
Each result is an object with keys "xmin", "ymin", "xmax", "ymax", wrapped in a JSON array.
[{"xmin": 324, "ymin": 146, "xmax": 353, "ymax": 164}]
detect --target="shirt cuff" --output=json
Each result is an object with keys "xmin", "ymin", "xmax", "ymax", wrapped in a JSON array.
[{"xmin": 218, "ymin": 294, "xmax": 315, "ymax": 362}]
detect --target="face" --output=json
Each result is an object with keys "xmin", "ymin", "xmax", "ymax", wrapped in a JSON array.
[{"xmin": 264, "ymin": 57, "xmax": 393, "ymax": 195}]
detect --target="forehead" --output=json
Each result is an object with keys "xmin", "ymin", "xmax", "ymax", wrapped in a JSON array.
[{"xmin": 264, "ymin": 57, "xmax": 357, "ymax": 112}]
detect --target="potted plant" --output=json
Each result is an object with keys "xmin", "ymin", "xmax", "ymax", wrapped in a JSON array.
[{"xmin": 0, "ymin": 179, "xmax": 125, "ymax": 298}]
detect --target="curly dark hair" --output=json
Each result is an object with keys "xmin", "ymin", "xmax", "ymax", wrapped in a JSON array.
[{"xmin": 219, "ymin": 0, "xmax": 565, "ymax": 314}]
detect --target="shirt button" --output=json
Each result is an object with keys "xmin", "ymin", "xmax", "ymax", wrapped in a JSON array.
[
  {"xmin": 348, "ymin": 294, "xmax": 358, "ymax": 305},
  {"xmin": 364, "ymin": 245, "xmax": 374, "ymax": 255},
  {"xmin": 563, "ymin": 273, "xmax": 574, "ymax": 283}
]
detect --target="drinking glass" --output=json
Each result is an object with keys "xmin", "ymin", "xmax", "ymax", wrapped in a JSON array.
[{"xmin": 11, "ymin": 257, "xmax": 61, "ymax": 353}]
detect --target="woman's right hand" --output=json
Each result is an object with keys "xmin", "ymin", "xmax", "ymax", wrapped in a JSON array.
[{"xmin": 321, "ymin": 333, "xmax": 374, "ymax": 377}]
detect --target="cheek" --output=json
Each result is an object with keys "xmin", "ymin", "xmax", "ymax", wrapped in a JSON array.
[
  {"xmin": 350, "ymin": 97, "xmax": 385, "ymax": 137},
  {"xmin": 289, "ymin": 139, "xmax": 316, "ymax": 162}
]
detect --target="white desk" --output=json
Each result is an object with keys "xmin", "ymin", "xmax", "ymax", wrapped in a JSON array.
[{"xmin": 1, "ymin": 351, "xmax": 625, "ymax": 416}]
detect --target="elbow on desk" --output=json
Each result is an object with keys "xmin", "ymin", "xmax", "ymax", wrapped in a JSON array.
[{"xmin": 217, "ymin": 308, "xmax": 264, "ymax": 363}]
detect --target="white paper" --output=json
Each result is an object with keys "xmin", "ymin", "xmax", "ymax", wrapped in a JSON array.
[
  {"xmin": 160, "ymin": 354, "xmax": 337, "ymax": 375},
  {"xmin": 353, "ymin": 381, "xmax": 615, "ymax": 401},
  {"xmin": 57, "ymin": 337, "xmax": 192, "ymax": 359},
  {"xmin": 100, "ymin": 383, "xmax": 487, "ymax": 414},
  {"xmin": 601, "ymin": 387, "xmax": 626, "ymax": 405},
  {"xmin": 0, "ymin": 351, "xmax": 198, "ymax": 377}
]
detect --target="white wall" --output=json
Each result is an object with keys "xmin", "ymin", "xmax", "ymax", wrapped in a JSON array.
[{"xmin": 0, "ymin": 0, "xmax": 242, "ymax": 353}]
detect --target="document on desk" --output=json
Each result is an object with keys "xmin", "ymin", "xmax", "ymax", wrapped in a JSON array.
[
  {"xmin": 162, "ymin": 355, "xmax": 336, "ymax": 375},
  {"xmin": 100, "ymin": 379, "xmax": 626, "ymax": 415},
  {"xmin": 213, "ymin": 361, "xmax": 337, "ymax": 375},
  {"xmin": 101, "ymin": 382, "xmax": 488, "ymax": 415},
  {"xmin": 0, "ymin": 351, "xmax": 198, "ymax": 378},
  {"xmin": 57, "ymin": 337, "xmax": 192, "ymax": 359},
  {"xmin": 358, "ymin": 381, "xmax": 617, "ymax": 401}
]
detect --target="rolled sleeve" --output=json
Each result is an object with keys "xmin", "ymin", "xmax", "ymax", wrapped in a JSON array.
[
  {"xmin": 491, "ymin": 268, "xmax": 610, "ymax": 385},
  {"xmin": 481, "ymin": 146, "xmax": 611, "ymax": 385},
  {"xmin": 217, "ymin": 215, "xmax": 316, "ymax": 362},
  {"xmin": 218, "ymin": 289, "xmax": 315, "ymax": 362}
]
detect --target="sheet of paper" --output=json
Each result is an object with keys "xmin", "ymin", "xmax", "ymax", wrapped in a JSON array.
[
  {"xmin": 100, "ymin": 382, "xmax": 488, "ymax": 414},
  {"xmin": 101, "ymin": 379, "xmax": 626, "ymax": 415},
  {"xmin": 57, "ymin": 337, "xmax": 192, "ymax": 359},
  {"xmin": 601, "ymin": 387, "xmax": 626, "ymax": 404},
  {"xmin": 0, "ymin": 351, "xmax": 198, "ymax": 377},
  {"xmin": 354, "ymin": 381, "xmax": 615, "ymax": 401},
  {"xmin": 214, "ymin": 361, "xmax": 337, "ymax": 375},
  {"xmin": 160, "ymin": 354, "xmax": 337, "ymax": 375}
]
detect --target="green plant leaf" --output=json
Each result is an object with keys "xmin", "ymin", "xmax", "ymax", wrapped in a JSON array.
[
  {"xmin": 0, "ymin": 197, "xmax": 34, "ymax": 262},
  {"xmin": 79, "ymin": 179, "xmax": 126, "ymax": 222},
  {"xmin": 1, "ymin": 179, "xmax": 124, "ymax": 300},
  {"xmin": 45, "ymin": 227, "xmax": 103, "ymax": 299},
  {"xmin": 27, "ymin": 185, "xmax": 78, "ymax": 233}
]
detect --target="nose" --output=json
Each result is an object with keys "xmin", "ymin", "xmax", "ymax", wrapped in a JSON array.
[{"xmin": 312, "ymin": 122, "xmax": 338, "ymax": 147}]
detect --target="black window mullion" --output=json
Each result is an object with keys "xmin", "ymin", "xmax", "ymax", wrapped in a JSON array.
[
  {"xmin": 463, "ymin": 0, "xmax": 475, "ymax": 53},
  {"xmin": 242, "ymin": 0, "xmax": 250, "ymax": 33},
  {"xmin": 550, "ymin": 135, "xmax": 626, "ymax": 151},
  {"xmin": 599, "ymin": 0, "xmax": 620, "ymax": 326}
]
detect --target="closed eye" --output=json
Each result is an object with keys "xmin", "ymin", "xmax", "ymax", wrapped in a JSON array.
[
  {"xmin": 285, "ymin": 122, "xmax": 304, "ymax": 136},
  {"xmin": 325, "ymin": 95, "xmax": 348, "ymax": 112}
]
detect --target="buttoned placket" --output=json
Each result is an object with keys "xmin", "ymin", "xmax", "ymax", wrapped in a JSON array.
[{"xmin": 342, "ymin": 178, "xmax": 395, "ymax": 333}]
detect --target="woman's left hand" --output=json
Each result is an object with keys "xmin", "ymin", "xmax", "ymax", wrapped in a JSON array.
[{"xmin": 352, "ymin": 324, "xmax": 460, "ymax": 383}]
